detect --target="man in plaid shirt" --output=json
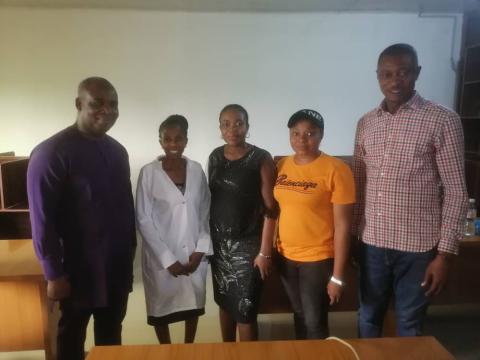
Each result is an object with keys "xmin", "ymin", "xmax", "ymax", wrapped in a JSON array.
[{"xmin": 352, "ymin": 43, "xmax": 468, "ymax": 337}]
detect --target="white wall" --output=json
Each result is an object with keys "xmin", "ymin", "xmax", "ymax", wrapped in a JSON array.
[{"xmin": 0, "ymin": 8, "xmax": 462, "ymax": 187}]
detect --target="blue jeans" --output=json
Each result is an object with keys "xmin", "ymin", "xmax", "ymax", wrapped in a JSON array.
[{"xmin": 358, "ymin": 243, "xmax": 435, "ymax": 338}]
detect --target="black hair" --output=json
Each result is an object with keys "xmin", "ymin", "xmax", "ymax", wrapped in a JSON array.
[
  {"xmin": 159, "ymin": 114, "xmax": 189, "ymax": 138},
  {"xmin": 378, "ymin": 43, "xmax": 419, "ymax": 68},
  {"xmin": 77, "ymin": 76, "xmax": 116, "ymax": 95},
  {"xmin": 219, "ymin": 104, "xmax": 249, "ymax": 126}
]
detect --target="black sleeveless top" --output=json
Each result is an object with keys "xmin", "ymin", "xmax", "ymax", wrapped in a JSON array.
[{"xmin": 208, "ymin": 145, "xmax": 269, "ymax": 240}]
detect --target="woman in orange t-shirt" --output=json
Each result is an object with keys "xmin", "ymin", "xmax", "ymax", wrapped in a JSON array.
[{"xmin": 273, "ymin": 109, "xmax": 355, "ymax": 339}]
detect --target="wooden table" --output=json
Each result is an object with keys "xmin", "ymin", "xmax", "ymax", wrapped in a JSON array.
[
  {"xmin": 0, "ymin": 239, "xmax": 56, "ymax": 359},
  {"xmin": 86, "ymin": 336, "xmax": 454, "ymax": 360}
]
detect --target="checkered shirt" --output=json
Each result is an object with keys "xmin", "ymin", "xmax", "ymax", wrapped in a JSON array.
[{"xmin": 352, "ymin": 92, "xmax": 468, "ymax": 254}]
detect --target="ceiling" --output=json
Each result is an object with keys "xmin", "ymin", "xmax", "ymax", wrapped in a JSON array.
[{"xmin": 0, "ymin": 0, "xmax": 478, "ymax": 13}]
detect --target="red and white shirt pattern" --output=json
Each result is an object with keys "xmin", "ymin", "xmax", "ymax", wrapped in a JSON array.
[{"xmin": 352, "ymin": 92, "xmax": 468, "ymax": 254}]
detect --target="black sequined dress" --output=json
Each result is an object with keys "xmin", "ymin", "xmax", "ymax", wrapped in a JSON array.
[{"xmin": 208, "ymin": 145, "xmax": 269, "ymax": 323}]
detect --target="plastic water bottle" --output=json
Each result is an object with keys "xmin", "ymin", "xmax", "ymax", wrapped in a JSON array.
[{"xmin": 465, "ymin": 198, "xmax": 477, "ymax": 237}]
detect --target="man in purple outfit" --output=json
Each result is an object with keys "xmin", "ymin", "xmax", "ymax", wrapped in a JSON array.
[{"xmin": 27, "ymin": 77, "xmax": 136, "ymax": 360}]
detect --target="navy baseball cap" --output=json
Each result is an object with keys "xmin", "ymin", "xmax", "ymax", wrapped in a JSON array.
[{"xmin": 287, "ymin": 109, "xmax": 324, "ymax": 130}]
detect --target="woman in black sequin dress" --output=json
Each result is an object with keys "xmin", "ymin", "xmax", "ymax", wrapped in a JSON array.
[{"xmin": 208, "ymin": 104, "xmax": 278, "ymax": 341}]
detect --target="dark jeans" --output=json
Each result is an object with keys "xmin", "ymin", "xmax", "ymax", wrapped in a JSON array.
[
  {"xmin": 358, "ymin": 243, "xmax": 435, "ymax": 338},
  {"xmin": 278, "ymin": 255, "xmax": 333, "ymax": 339},
  {"xmin": 57, "ymin": 294, "xmax": 129, "ymax": 360}
]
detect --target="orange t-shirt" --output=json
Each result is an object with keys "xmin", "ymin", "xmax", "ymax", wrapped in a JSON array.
[{"xmin": 274, "ymin": 153, "xmax": 355, "ymax": 262}]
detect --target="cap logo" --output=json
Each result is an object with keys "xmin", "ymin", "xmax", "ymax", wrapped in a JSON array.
[{"xmin": 300, "ymin": 109, "xmax": 322, "ymax": 121}]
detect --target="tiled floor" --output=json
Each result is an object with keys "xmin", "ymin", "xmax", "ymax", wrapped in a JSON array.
[{"xmin": 1, "ymin": 268, "xmax": 479, "ymax": 359}]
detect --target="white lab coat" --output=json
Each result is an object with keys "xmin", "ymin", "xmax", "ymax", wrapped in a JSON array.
[{"xmin": 136, "ymin": 157, "xmax": 212, "ymax": 317}]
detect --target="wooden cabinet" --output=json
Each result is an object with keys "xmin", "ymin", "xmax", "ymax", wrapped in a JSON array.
[
  {"xmin": 0, "ymin": 156, "xmax": 31, "ymax": 239},
  {"xmin": 458, "ymin": 10, "xmax": 480, "ymax": 204},
  {"xmin": 0, "ymin": 159, "xmax": 57, "ymax": 357},
  {"xmin": 0, "ymin": 239, "xmax": 57, "ymax": 359}
]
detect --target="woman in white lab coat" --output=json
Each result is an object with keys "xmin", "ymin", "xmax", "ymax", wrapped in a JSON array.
[{"xmin": 136, "ymin": 115, "xmax": 212, "ymax": 343}]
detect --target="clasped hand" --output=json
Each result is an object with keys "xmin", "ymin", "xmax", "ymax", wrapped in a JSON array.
[{"xmin": 167, "ymin": 252, "xmax": 204, "ymax": 277}]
